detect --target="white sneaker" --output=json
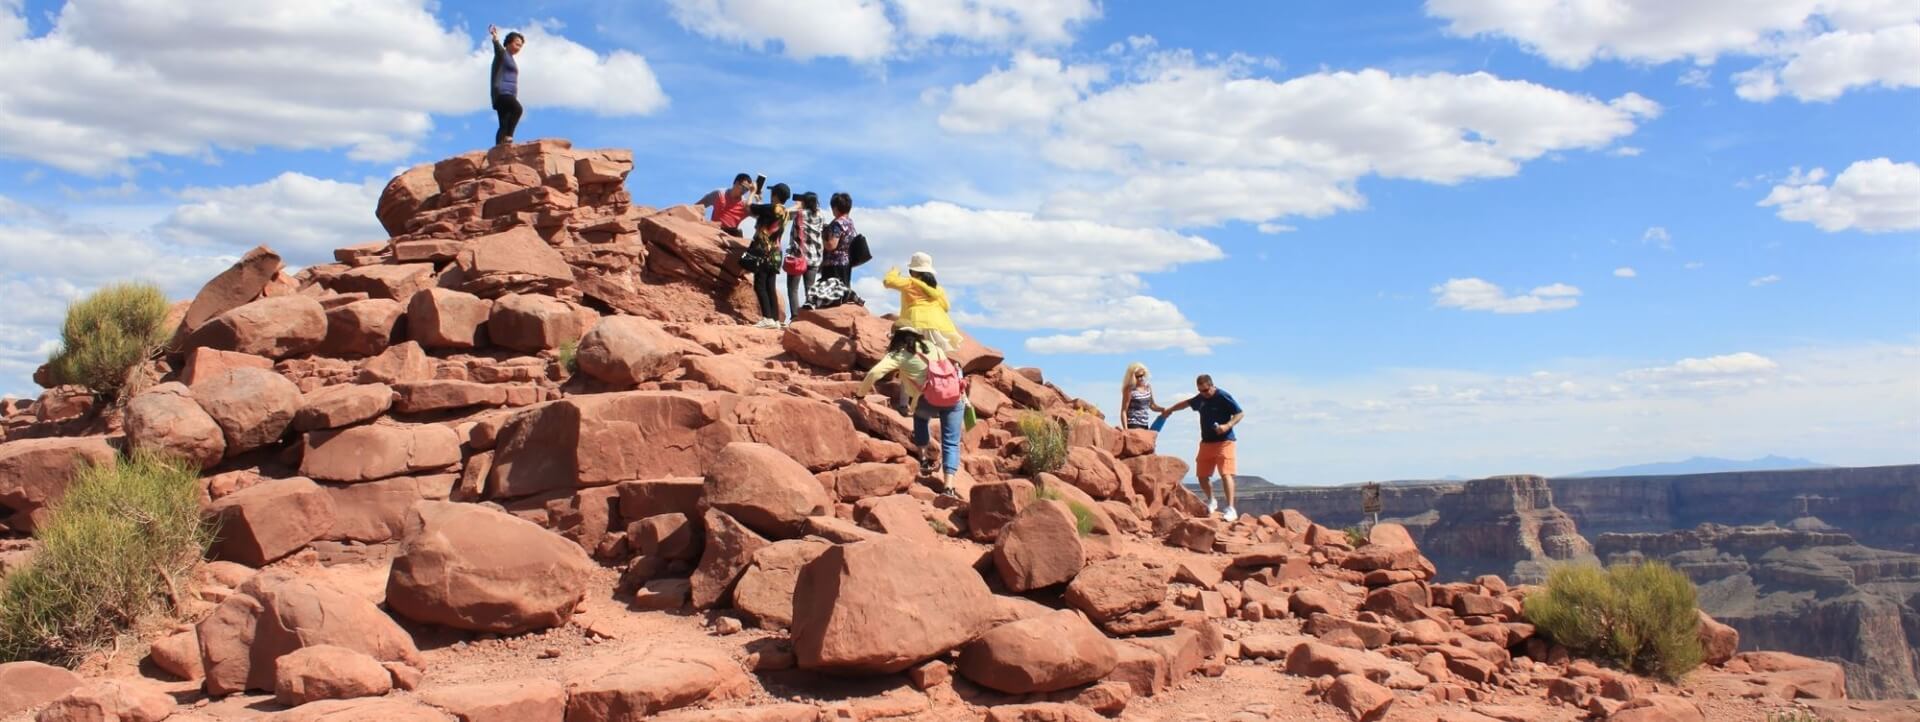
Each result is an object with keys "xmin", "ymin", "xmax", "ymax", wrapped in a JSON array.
[
  {"xmin": 1206, "ymin": 496, "xmax": 1218, "ymax": 514},
  {"xmin": 754, "ymin": 319, "xmax": 778, "ymax": 329},
  {"xmin": 1222, "ymin": 506, "xmax": 1239, "ymax": 523}
]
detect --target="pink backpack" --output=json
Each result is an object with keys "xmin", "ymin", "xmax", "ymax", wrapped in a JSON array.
[{"xmin": 917, "ymin": 353, "xmax": 966, "ymax": 408}]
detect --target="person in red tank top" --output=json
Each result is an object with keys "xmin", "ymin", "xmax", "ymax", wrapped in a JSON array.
[{"xmin": 697, "ymin": 173, "xmax": 757, "ymax": 236}]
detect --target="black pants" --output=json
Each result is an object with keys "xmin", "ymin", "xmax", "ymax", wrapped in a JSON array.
[
  {"xmin": 752, "ymin": 268, "xmax": 780, "ymax": 321},
  {"xmin": 493, "ymin": 94, "xmax": 522, "ymax": 145},
  {"xmin": 819, "ymin": 264, "xmax": 851, "ymax": 286}
]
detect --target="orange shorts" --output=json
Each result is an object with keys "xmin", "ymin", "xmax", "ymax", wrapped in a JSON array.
[{"xmin": 1196, "ymin": 441, "xmax": 1236, "ymax": 479}]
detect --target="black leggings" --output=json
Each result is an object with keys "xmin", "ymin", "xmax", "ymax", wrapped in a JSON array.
[
  {"xmin": 752, "ymin": 268, "xmax": 780, "ymax": 321},
  {"xmin": 819, "ymin": 264, "xmax": 851, "ymax": 286},
  {"xmin": 493, "ymin": 94, "xmax": 522, "ymax": 145}
]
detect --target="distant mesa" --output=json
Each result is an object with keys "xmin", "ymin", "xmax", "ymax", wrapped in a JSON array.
[{"xmin": 1562, "ymin": 455, "xmax": 1832, "ymax": 478}]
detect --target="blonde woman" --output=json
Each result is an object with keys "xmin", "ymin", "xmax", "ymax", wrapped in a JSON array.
[{"xmin": 1120, "ymin": 362, "xmax": 1165, "ymax": 431}]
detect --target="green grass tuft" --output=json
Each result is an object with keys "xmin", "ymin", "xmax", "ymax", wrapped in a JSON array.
[
  {"xmin": 1524, "ymin": 560, "xmax": 1706, "ymax": 682},
  {"xmin": 0, "ymin": 452, "xmax": 211, "ymax": 666},
  {"xmin": 556, "ymin": 339, "xmax": 580, "ymax": 374},
  {"xmin": 1067, "ymin": 501, "xmax": 1097, "ymax": 537},
  {"xmin": 44, "ymin": 282, "xmax": 170, "ymax": 401},
  {"xmin": 1343, "ymin": 526, "xmax": 1369, "ymax": 547},
  {"xmin": 1032, "ymin": 483, "xmax": 1064, "ymax": 502},
  {"xmin": 1015, "ymin": 411, "xmax": 1067, "ymax": 475}
]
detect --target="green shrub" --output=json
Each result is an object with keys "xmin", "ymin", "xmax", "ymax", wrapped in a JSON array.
[
  {"xmin": 1016, "ymin": 411, "xmax": 1067, "ymax": 475},
  {"xmin": 43, "ymin": 282, "xmax": 170, "ymax": 401},
  {"xmin": 1343, "ymin": 526, "xmax": 1369, "ymax": 547},
  {"xmin": 557, "ymin": 340, "xmax": 580, "ymax": 374},
  {"xmin": 928, "ymin": 517, "xmax": 954, "ymax": 536},
  {"xmin": 1067, "ymin": 502, "xmax": 1097, "ymax": 537},
  {"xmin": 1033, "ymin": 483, "xmax": 1064, "ymax": 502},
  {"xmin": 1524, "ymin": 561, "xmax": 1705, "ymax": 681},
  {"xmin": 0, "ymin": 453, "xmax": 211, "ymax": 666},
  {"xmin": 1766, "ymin": 711, "xmax": 1833, "ymax": 722}
]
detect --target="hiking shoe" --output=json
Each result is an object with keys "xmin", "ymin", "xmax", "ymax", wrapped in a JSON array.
[
  {"xmin": 940, "ymin": 486, "xmax": 961, "ymax": 500},
  {"xmin": 753, "ymin": 318, "xmax": 779, "ymax": 329},
  {"xmin": 1206, "ymin": 496, "xmax": 1218, "ymax": 514},
  {"xmin": 919, "ymin": 457, "xmax": 936, "ymax": 476},
  {"xmin": 1222, "ymin": 506, "xmax": 1239, "ymax": 523}
]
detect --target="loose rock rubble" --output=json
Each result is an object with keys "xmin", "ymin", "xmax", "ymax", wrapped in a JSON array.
[{"xmin": 1, "ymin": 139, "xmax": 1911, "ymax": 722}]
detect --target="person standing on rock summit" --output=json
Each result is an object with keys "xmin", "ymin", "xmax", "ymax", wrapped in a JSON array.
[
  {"xmin": 744, "ymin": 183, "xmax": 792, "ymax": 328},
  {"xmin": 859, "ymin": 327, "xmax": 968, "ymax": 497},
  {"xmin": 1120, "ymin": 362, "xmax": 1165, "ymax": 432},
  {"xmin": 785, "ymin": 191, "xmax": 825, "ymax": 322},
  {"xmin": 489, "ymin": 25, "xmax": 524, "ymax": 146},
  {"xmin": 1160, "ymin": 374, "xmax": 1244, "ymax": 522},
  {"xmin": 698, "ymin": 173, "xmax": 758, "ymax": 237}
]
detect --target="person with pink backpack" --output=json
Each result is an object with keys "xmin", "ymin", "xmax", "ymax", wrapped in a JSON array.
[{"xmin": 857, "ymin": 327, "xmax": 969, "ymax": 496}]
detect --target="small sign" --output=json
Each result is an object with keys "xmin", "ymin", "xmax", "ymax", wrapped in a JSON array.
[{"xmin": 1361, "ymin": 482, "xmax": 1383, "ymax": 514}]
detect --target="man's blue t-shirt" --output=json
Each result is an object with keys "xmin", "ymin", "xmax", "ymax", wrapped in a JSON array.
[{"xmin": 1187, "ymin": 389, "xmax": 1243, "ymax": 443}]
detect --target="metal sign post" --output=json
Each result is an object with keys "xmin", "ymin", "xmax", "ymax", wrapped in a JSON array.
[{"xmin": 1361, "ymin": 482, "xmax": 1382, "ymax": 531}]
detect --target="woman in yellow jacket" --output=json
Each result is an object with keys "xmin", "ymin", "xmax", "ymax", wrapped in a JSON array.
[{"xmin": 884, "ymin": 252, "xmax": 964, "ymax": 353}]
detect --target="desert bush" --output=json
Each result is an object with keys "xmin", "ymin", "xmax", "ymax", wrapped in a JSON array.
[
  {"xmin": 43, "ymin": 282, "xmax": 170, "ymax": 400},
  {"xmin": 1765, "ymin": 711, "xmax": 1832, "ymax": 722},
  {"xmin": 1525, "ymin": 561, "xmax": 1705, "ymax": 681},
  {"xmin": 1015, "ymin": 411, "xmax": 1067, "ymax": 475},
  {"xmin": 1343, "ymin": 526, "xmax": 1369, "ymax": 547},
  {"xmin": 557, "ymin": 339, "xmax": 580, "ymax": 374},
  {"xmin": 0, "ymin": 452, "xmax": 211, "ymax": 666}
]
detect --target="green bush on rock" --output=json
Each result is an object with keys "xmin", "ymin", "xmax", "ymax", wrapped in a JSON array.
[
  {"xmin": 1016, "ymin": 411, "xmax": 1067, "ymax": 476},
  {"xmin": 44, "ymin": 282, "xmax": 170, "ymax": 401},
  {"xmin": 1524, "ymin": 560, "xmax": 1705, "ymax": 682},
  {"xmin": 0, "ymin": 452, "xmax": 211, "ymax": 666}
]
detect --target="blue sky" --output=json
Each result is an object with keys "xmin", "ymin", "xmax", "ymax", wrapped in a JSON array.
[{"xmin": 1, "ymin": 0, "xmax": 1915, "ymax": 484}]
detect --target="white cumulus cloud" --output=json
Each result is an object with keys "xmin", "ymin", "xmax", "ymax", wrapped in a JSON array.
[
  {"xmin": 1431, "ymin": 277, "xmax": 1581, "ymax": 314},
  {"xmin": 1760, "ymin": 158, "xmax": 1920, "ymax": 233},
  {"xmin": 1426, "ymin": 0, "xmax": 1920, "ymax": 102},
  {"xmin": 1614, "ymin": 267, "xmax": 1637, "ymax": 278},
  {"xmin": 666, "ymin": 0, "xmax": 1099, "ymax": 61},
  {"xmin": 1750, "ymin": 274, "xmax": 1782, "ymax": 286},
  {"xmin": 939, "ymin": 50, "xmax": 1659, "ymax": 228},
  {"xmin": 0, "ymin": 0, "xmax": 666, "ymax": 174},
  {"xmin": 158, "ymin": 173, "xmax": 385, "ymax": 267}
]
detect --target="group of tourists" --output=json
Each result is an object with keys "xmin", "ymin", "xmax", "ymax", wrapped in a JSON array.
[
  {"xmin": 695, "ymin": 176, "xmax": 872, "ymax": 328},
  {"xmin": 492, "ymin": 28, "xmax": 1245, "ymax": 523}
]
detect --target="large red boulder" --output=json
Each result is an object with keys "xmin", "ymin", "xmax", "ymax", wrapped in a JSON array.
[
  {"xmin": 299, "ymin": 424, "xmax": 461, "ymax": 483},
  {"xmin": 1325, "ymin": 673, "xmax": 1394, "ymax": 721},
  {"xmin": 392, "ymin": 380, "xmax": 507, "ymax": 413},
  {"xmin": 957, "ymin": 610, "xmax": 1119, "ymax": 694},
  {"xmin": 294, "ymin": 383, "xmax": 394, "ymax": 431},
  {"xmin": 1055, "ymin": 447, "xmax": 1128, "ymax": 500},
  {"xmin": 491, "ymin": 392, "xmax": 732, "ymax": 499},
  {"xmin": 419, "ymin": 679, "xmax": 565, "ymax": 722},
  {"xmin": 406, "ymin": 288, "xmax": 491, "ymax": 350},
  {"xmin": 488, "ymin": 294, "xmax": 594, "ymax": 352},
  {"xmin": 356, "ymin": 341, "xmax": 434, "ymax": 385},
  {"xmin": 208, "ymin": 477, "xmax": 337, "ymax": 566},
  {"xmin": 197, "ymin": 572, "xmax": 422, "ymax": 695},
  {"xmin": 780, "ymin": 305, "xmax": 892, "ymax": 372},
  {"xmin": 792, "ymin": 537, "xmax": 999, "ymax": 674},
  {"xmin": 0, "ymin": 436, "xmax": 117, "ymax": 533},
  {"xmin": 1340, "ymin": 522, "xmax": 1437, "ymax": 580},
  {"xmin": 123, "ymin": 383, "xmax": 225, "ymax": 470},
  {"xmin": 1697, "ymin": 610, "xmax": 1739, "ymax": 666},
  {"xmin": 277, "ymin": 698, "xmax": 452, "ymax": 722},
  {"xmin": 191, "ymin": 367, "xmax": 302, "ymax": 456},
  {"xmin": 179, "ymin": 347, "xmax": 274, "ymax": 387},
  {"xmin": 317, "ymin": 299, "xmax": 405, "ymax": 357},
  {"xmin": 273, "ymin": 645, "xmax": 392, "ymax": 706},
  {"xmin": 452, "ymin": 225, "xmax": 576, "ymax": 297},
  {"xmin": 321, "ymin": 474, "xmax": 451, "ymax": 543},
  {"xmin": 993, "ymin": 501, "xmax": 1086, "ymax": 592},
  {"xmin": 726, "ymin": 396, "xmax": 864, "ymax": 472},
  {"xmin": 690, "ymin": 509, "xmax": 771, "ymax": 610},
  {"xmin": 1064, "ymin": 558, "xmax": 1168, "ymax": 622},
  {"xmin": 386, "ymin": 501, "xmax": 596, "ymax": 634},
  {"xmin": 329, "ymin": 263, "xmax": 436, "ymax": 302},
  {"xmin": 733, "ymin": 539, "xmax": 833, "ymax": 629},
  {"xmin": 638, "ymin": 208, "xmax": 747, "ymax": 286},
  {"xmin": 967, "ymin": 478, "xmax": 1034, "ymax": 542},
  {"xmin": 33, "ymin": 679, "xmax": 174, "ymax": 722},
  {"xmin": 0, "ymin": 661, "xmax": 82, "ymax": 718},
  {"xmin": 821, "ymin": 462, "xmax": 913, "ymax": 502},
  {"xmin": 563, "ymin": 645, "xmax": 750, "ymax": 720},
  {"xmin": 180, "ymin": 246, "xmax": 285, "ymax": 335},
  {"xmin": 1610, "ymin": 694, "xmax": 1705, "ymax": 722},
  {"xmin": 703, "ymin": 442, "xmax": 832, "ymax": 539},
  {"xmin": 186, "ymin": 295, "xmax": 328, "ymax": 359},
  {"xmin": 575, "ymin": 315, "xmax": 684, "ymax": 386}
]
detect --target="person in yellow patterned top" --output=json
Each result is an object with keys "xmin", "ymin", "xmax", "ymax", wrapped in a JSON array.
[{"xmin": 883, "ymin": 252, "xmax": 964, "ymax": 352}]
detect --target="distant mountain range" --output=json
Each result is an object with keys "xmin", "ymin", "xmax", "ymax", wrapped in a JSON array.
[{"xmin": 1560, "ymin": 455, "xmax": 1833, "ymax": 478}]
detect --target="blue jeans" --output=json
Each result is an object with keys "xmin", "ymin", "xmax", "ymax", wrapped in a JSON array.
[{"xmin": 912, "ymin": 402, "xmax": 965, "ymax": 474}]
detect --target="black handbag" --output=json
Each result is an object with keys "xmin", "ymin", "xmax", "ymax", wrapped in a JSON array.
[{"xmin": 849, "ymin": 233, "xmax": 873, "ymax": 267}]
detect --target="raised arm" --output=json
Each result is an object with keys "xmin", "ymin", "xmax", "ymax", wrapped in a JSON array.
[
  {"xmin": 1163, "ymin": 397, "xmax": 1193, "ymax": 414},
  {"xmin": 882, "ymin": 268, "xmax": 908, "ymax": 290}
]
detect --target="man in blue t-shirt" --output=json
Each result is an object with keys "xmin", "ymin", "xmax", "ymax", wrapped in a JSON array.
[{"xmin": 1161, "ymin": 374, "xmax": 1245, "ymax": 522}]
